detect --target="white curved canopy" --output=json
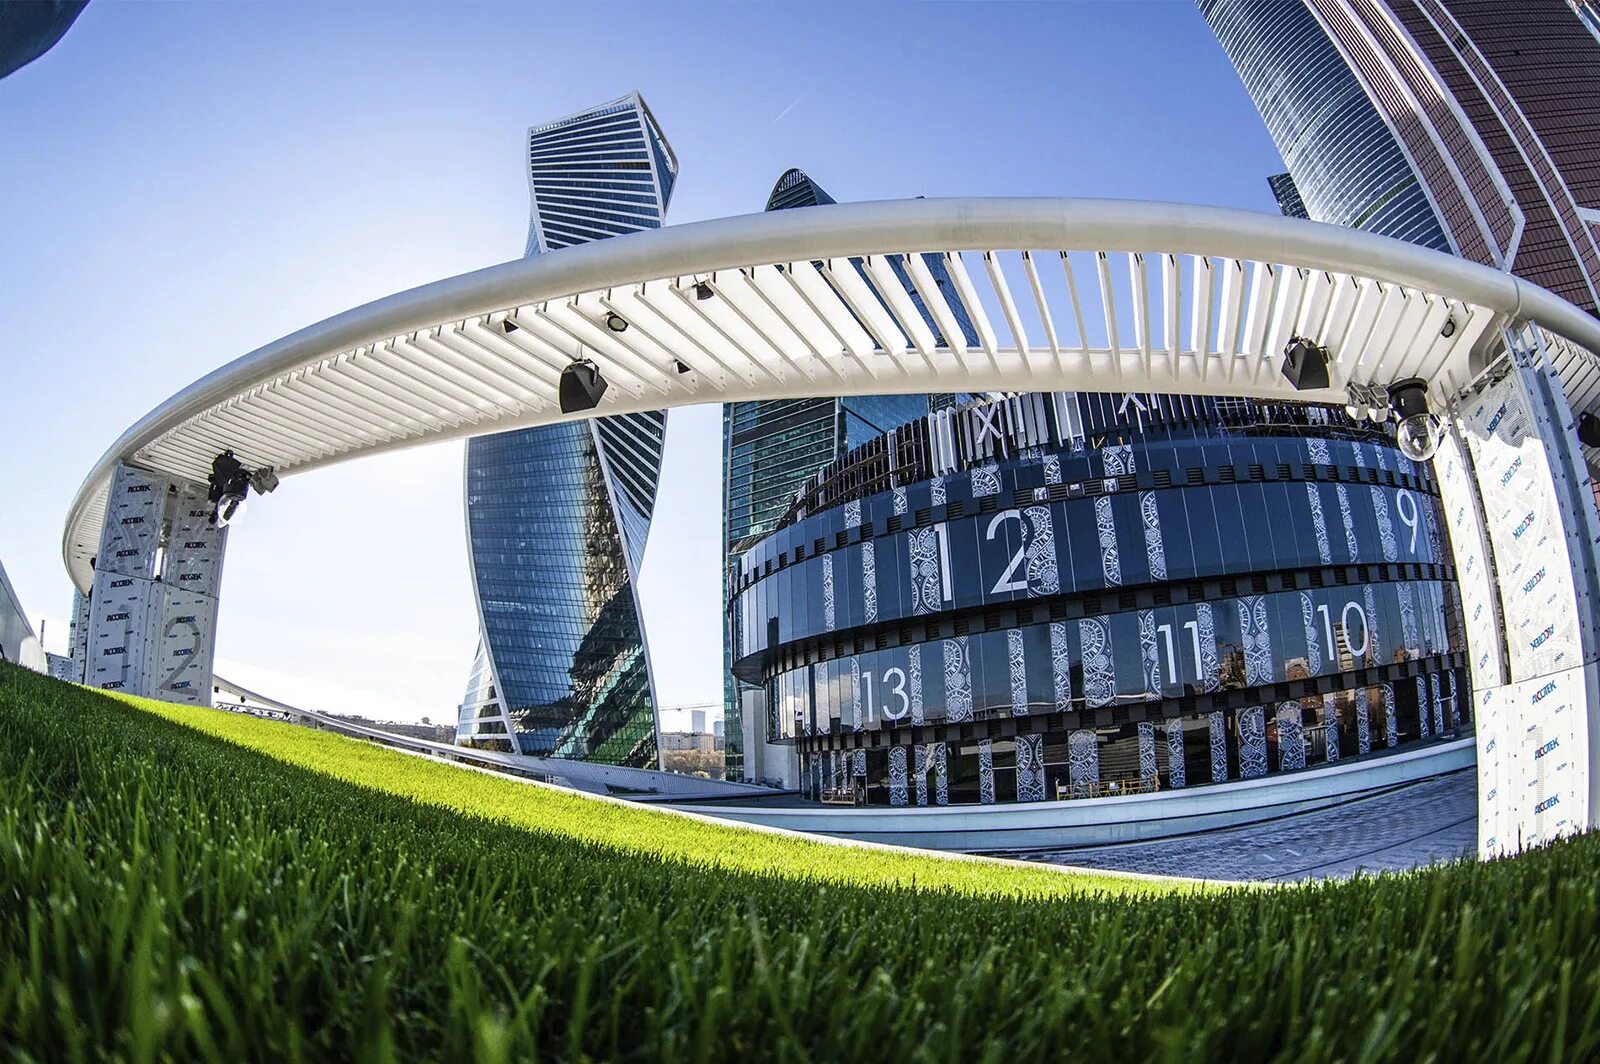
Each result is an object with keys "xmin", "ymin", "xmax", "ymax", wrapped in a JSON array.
[{"xmin": 63, "ymin": 197, "xmax": 1600, "ymax": 591}]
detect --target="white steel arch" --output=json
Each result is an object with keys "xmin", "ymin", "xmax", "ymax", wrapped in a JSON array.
[{"xmin": 62, "ymin": 197, "xmax": 1600, "ymax": 593}]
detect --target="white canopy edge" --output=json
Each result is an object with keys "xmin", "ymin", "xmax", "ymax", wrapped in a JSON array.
[{"xmin": 63, "ymin": 197, "xmax": 1600, "ymax": 591}]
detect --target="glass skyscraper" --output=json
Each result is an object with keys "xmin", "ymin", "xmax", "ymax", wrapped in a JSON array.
[
  {"xmin": 1267, "ymin": 172, "xmax": 1308, "ymax": 219},
  {"xmin": 1198, "ymin": 0, "xmax": 1452, "ymax": 251},
  {"xmin": 458, "ymin": 93, "xmax": 674, "ymax": 768},
  {"xmin": 721, "ymin": 168, "xmax": 978, "ymax": 782},
  {"xmin": 1204, "ymin": 1, "xmax": 1600, "ymax": 317}
]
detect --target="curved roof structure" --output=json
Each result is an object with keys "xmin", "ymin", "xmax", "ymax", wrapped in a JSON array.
[{"xmin": 63, "ymin": 197, "xmax": 1600, "ymax": 591}]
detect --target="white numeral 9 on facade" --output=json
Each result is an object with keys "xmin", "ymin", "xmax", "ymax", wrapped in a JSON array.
[{"xmin": 1395, "ymin": 489, "xmax": 1419, "ymax": 554}]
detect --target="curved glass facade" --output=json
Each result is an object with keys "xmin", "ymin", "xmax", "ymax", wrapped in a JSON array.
[
  {"xmin": 729, "ymin": 393, "xmax": 1470, "ymax": 805},
  {"xmin": 721, "ymin": 167, "xmax": 977, "ymax": 783},
  {"xmin": 1198, "ymin": 0, "xmax": 1452, "ymax": 251},
  {"xmin": 459, "ymin": 94, "xmax": 674, "ymax": 766}
]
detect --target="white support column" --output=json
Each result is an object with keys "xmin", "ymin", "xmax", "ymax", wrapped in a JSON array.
[
  {"xmin": 83, "ymin": 462, "xmax": 227, "ymax": 703},
  {"xmin": 151, "ymin": 479, "xmax": 228, "ymax": 704},
  {"xmin": 1439, "ymin": 332, "xmax": 1600, "ymax": 856},
  {"xmin": 67, "ymin": 589, "xmax": 90, "ymax": 683},
  {"xmin": 85, "ymin": 463, "xmax": 169, "ymax": 694}
]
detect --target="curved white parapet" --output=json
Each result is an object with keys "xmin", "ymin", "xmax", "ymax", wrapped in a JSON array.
[
  {"xmin": 0, "ymin": 560, "xmax": 45, "ymax": 672},
  {"xmin": 667, "ymin": 739, "xmax": 1476, "ymax": 853},
  {"xmin": 211, "ymin": 674, "xmax": 777, "ymax": 799}
]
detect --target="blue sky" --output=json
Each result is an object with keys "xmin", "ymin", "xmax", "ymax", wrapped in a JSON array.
[{"xmin": 0, "ymin": 0, "xmax": 1285, "ymax": 726}]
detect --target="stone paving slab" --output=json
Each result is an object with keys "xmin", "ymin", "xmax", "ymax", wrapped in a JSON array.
[{"xmin": 1004, "ymin": 770, "xmax": 1477, "ymax": 883}]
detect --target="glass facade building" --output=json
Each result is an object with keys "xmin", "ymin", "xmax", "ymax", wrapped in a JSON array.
[
  {"xmin": 1268, "ymin": 172, "xmax": 1308, "ymax": 219},
  {"xmin": 1198, "ymin": 0, "xmax": 1452, "ymax": 251},
  {"xmin": 1204, "ymin": 1, "xmax": 1600, "ymax": 316},
  {"xmin": 729, "ymin": 393, "xmax": 1470, "ymax": 806},
  {"xmin": 720, "ymin": 169, "xmax": 978, "ymax": 782},
  {"xmin": 459, "ymin": 94, "xmax": 675, "ymax": 767}
]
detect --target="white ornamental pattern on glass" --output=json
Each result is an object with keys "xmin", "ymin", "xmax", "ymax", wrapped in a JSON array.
[
  {"xmin": 1043, "ymin": 453, "xmax": 1063, "ymax": 485},
  {"xmin": 1300, "ymin": 593, "xmax": 1322, "ymax": 675},
  {"xmin": 908, "ymin": 644, "xmax": 925, "ymax": 725},
  {"xmin": 978, "ymin": 739, "xmax": 996, "ymax": 804},
  {"xmin": 889, "ymin": 746, "xmax": 908, "ymax": 806},
  {"xmin": 1363, "ymin": 584, "xmax": 1382, "ymax": 664},
  {"xmin": 1277, "ymin": 702, "xmax": 1306, "ymax": 771},
  {"xmin": 913, "ymin": 745, "xmax": 928, "ymax": 806},
  {"xmin": 907, "ymin": 527, "xmax": 943, "ymax": 616},
  {"xmin": 930, "ymin": 475, "xmax": 947, "ymax": 507},
  {"xmin": 1239, "ymin": 706, "xmax": 1268, "ymax": 779},
  {"xmin": 893, "ymin": 486, "xmax": 908, "ymax": 516},
  {"xmin": 854, "ymin": 748, "xmax": 866, "ymax": 778},
  {"xmin": 1068, "ymin": 729, "xmax": 1100, "ymax": 789},
  {"xmin": 1305, "ymin": 483, "xmax": 1333, "ymax": 564},
  {"xmin": 821, "ymin": 554, "xmax": 836, "ymax": 631},
  {"xmin": 1355, "ymin": 686, "xmax": 1372, "ymax": 755},
  {"xmin": 1416, "ymin": 675, "xmax": 1431, "ymax": 738},
  {"xmin": 970, "ymin": 463, "xmax": 1001, "ymax": 498},
  {"xmin": 844, "ymin": 498, "xmax": 862, "ymax": 529},
  {"xmin": 1095, "ymin": 496, "xmax": 1122, "ymax": 586},
  {"xmin": 1137, "ymin": 721, "xmax": 1159, "ymax": 781},
  {"xmin": 1079, "ymin": 617, "xmax": 1116, "ymax": 708},
  {"xmin": 943, "ymin": 637, "xmax": 974, "ymax": 723},
  {"xmin": 1137, "ymin": 609, "xmax": 1162, "ymax": 699},
  {"xmin": 1397, "ymin": 583, "xmax": 1419, "ymax": 656},
  {"xmin": 1024, "ymin": 506, "xmax": 1061, "ymax": 595},
  {"xmin": 1371, "ymin": 487, "xmax": 1397, "ymax": 561},
  {"xmin": 1016, "ymin": 734, "xmax": 1046, "ymax": 802},
  {"xmin": 1352, "ymin": 441, "xmax": 1367, "ymax": 468},
  {"xmin": 1383, "ymin": 683, "xmax": 1398, "ymax": 747},
  {"xmin": 1103, "ymin": 444, "xmax": 1134, "ymax": 477},
  {"xmin": 1430, "ymin": 673, "xmax": 1444, "ymax": 734},
  {"xmin": 1446, "ymin": 670, "xmax": 1459, "ymax": 728},
  {"xmin": 1165, "ymin": 718, "xmax": 1187, "ymax": 788},
  {"xmin": 933, "ymin": 742, "xmax": 949, "ymax": 806},
  {"xmin": 1049, "ymin": 621, "xmax": 1073, "ymax": 713},
  {"xmin": 1239, "ymin": 597, "xmax": 1274, "ymax": 686},
  {"xmin": 1335, "ymin": 484, "xmax": 1359, "ymax": 561},
  {"xmin": 1195, "ymin": 603, "xmax": 1221, "ymax": 692},
  {"xmin": 861, "ymin": 541, "xmax": 878, "ymax": 625},
  {"xmin": 1306, "ymin": 438, "xmax": 1332, "ymax": 465},
  {"xmin": 1007, "ymin": 629, "xmax": 1029, "ymax": 716},
  {"xmin": 1208, "ymin": 710, "xmax": 1228, "ymax": 782},
  {"xmin": 1425, "ymin": 496, "xmax": 1444, "ymax": 561},
  {"xmin": 1322, "ymin": 694, "xmax": 1341, "ymax": 762},
  {"xmin": 849, "ymin": 657, "xmax": 862, "ymax": 731},
  {"xmin": 1140, "ymin": 492, "xmax": 1168, "ymax": 580}
]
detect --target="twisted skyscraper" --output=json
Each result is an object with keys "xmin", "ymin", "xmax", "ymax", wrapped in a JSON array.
[{"xmin": 458, "ymin": 94, "xmax": 673, "ymax": 768}]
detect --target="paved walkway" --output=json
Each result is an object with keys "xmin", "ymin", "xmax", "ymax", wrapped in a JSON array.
[{"xmin": 1006, "ymin": 770, "xmax": 1478, "ymax": 882}]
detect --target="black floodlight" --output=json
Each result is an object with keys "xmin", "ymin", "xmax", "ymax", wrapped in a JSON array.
[
  {"xmin": 604, "ymin": 312, "xmax": 629, "ymax": 333},
  {"xmin": 1579, "ymin": 412, "xmax": 1600, "ymax": 448},
  {"xmin": 500, "ymin": 318, "xmax": 520, "ymax": 334},
  {"xmin": 1441, "ymin": 316, "xmax": 1457, "ymax": 338},
  {"xmin": 248, "ymin": 467, "xmax": 280, "ymax": 495},
  {"xmin": 694, "ymin": 281, "xmax": 714, "ymax": 301},
  {"xmin": 1280, "ymin": 335, "xmax": 1331, "ymax": 391},
  {"xmin": 559, "ymin": 359, "xmax": 608, "ymax": 413}
]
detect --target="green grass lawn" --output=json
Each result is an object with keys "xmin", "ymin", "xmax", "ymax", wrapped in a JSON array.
[
  {"xmin": 2, "ymin": 662, "xmax": 1599, "ymax": 1061},
  {"xmin": 122, "ymin": 681, "xmax": 1163, "ymax": 901}
]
